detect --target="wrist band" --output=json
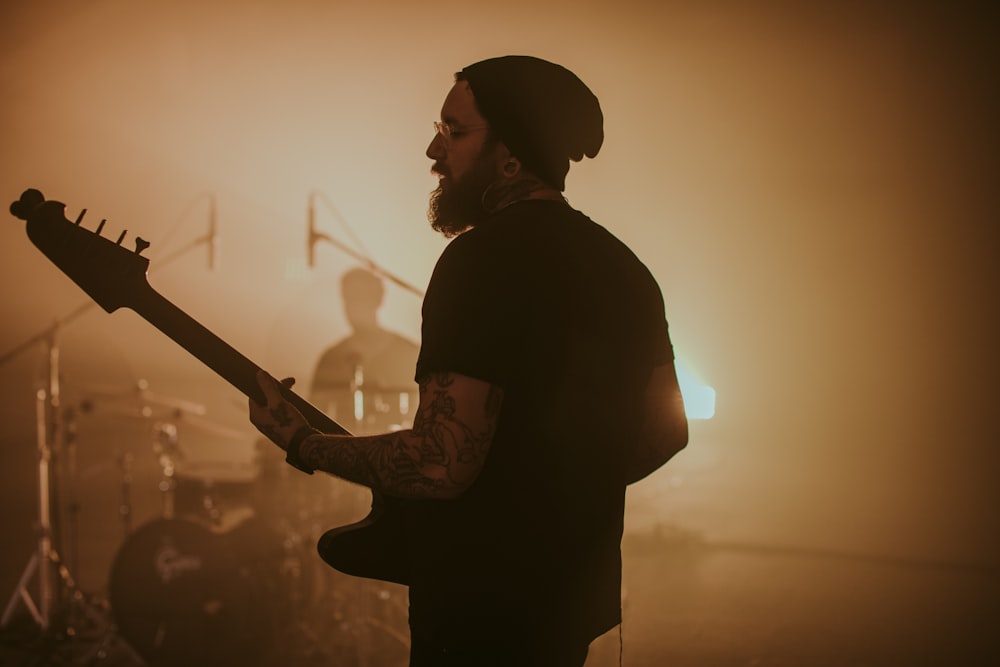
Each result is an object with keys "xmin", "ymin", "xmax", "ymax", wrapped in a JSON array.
[{"xmin": 285, "ymin": 425, "xmax": 320, "ymax": 475}]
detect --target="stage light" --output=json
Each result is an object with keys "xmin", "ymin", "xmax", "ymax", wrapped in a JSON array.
[{"xmin": 676, "ymin": 360, "xmax": 716, "ymax": 420}]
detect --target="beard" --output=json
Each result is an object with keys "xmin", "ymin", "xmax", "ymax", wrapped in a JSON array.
[{"xmin": 428, "ymin": 150, "xmax": 500, "ymax": 238}]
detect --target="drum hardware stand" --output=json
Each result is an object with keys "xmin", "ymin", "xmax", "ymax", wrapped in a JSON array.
[
  {"xmin": 117, "ymin": 450, "xmax": 136, "ymax": 538},
  {"xmin": 1, "ymin": 206, "xmax": 223, "ymax": 663},
  {"xmin": 351, "ymin": 363, "xmax": 366, "ymax": 432},
  {"xmin": 0, "ymin": 323, "xmax": 135, "ymax": 666},
  {"xmin": 59, "ymin": 403, "xmax": 90, "ymax": 641},
  {"xmin": 2, "ymin": 322, "xmax": 66, "ymax": 632},
  {"xmin": 152, "ymin": 420, "xmax": 180, "ymax": 519}
]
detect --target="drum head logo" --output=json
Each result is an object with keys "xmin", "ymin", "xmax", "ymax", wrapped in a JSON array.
[{"xmin": 155, "ymin": 540, "xmax": 203, "ymax": 583}]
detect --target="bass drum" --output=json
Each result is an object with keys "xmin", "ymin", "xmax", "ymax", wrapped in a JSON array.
[{"xmin": 109, "ymin": 518, "xmax": 287, "ymax": 667}]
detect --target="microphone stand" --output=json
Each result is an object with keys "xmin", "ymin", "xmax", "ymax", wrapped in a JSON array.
[
  {"xmin": 0, "ymin": 209, "xmax": 218, "ymax": 640},
  {"xmin": 308, "ymin": 190, "xmax": 425, "ymax": 298}
]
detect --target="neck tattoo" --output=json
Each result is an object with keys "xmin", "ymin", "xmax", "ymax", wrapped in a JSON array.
[{"xmin": 482, "ymin": 176, "xmax": 565, "ymax": 214}]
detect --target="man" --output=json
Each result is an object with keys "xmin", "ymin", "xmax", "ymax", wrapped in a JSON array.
[
  {"xmin": 251, "ymin": 55, "xmax": 688, "ymax": 667},
  {"xmin": 310, "ymin": 266, "xmax": 420, "ymax": 434}
]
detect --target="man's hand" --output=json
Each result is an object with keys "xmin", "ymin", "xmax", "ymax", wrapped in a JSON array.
[{"xmin": 249, "ymin": 370, "xmax": 309, "ymax": 451}]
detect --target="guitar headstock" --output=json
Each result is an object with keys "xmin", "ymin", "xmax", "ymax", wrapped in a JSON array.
[{"xmin": 10, "ymin": 188, "xmax": 152, "ymax": 313}]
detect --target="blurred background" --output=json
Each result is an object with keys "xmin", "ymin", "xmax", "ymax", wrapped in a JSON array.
[{"xmin": 1, "ymin": 0, "xmax": 997, "ymax": 665}]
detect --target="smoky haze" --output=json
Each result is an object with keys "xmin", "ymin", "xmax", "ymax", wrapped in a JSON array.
[{"xmin": 0, "ymin": 1, "xmax": 997, "ymax": 664}]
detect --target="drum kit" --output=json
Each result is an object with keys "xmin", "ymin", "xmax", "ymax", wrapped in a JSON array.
[
  {"xmin": 1, "ymin": 377, "xmax": 411, "ymax": 667},
  {"xmin": 2, "ymin": 192, "xmax": 422, "ymax": 665}
]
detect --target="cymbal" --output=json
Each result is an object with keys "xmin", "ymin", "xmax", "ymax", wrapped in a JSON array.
[
  {"xmin": 76, "ymin": 378, "xmax": 207, "ymax": 417},
  {"xmin": 174, "ymin": 459, "xmax": 259, "ymax": 483},
  {"xmin": 311, "ymin": 381, "xmax": 419, "ymax": 394},
  {"xmin": 172, "ymin": 412, "xmax": 248, "ymax": 440},
  {"xmin": 88, "ymin": 407, "xmax": 248, "ymax": 440}
]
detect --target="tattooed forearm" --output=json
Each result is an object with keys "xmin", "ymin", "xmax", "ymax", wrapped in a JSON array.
[
  {"xmin": 299, "ymin": 434, "xmax": 382, "ymax": 489},
  {"xmin": 297, "ymin": 373, "xmax": 503, "ymax": 499}
]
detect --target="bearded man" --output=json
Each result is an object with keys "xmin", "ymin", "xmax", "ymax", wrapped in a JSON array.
[{"xmin": 251, "ymin": 55, "xmax": 688, "ymax": 667}]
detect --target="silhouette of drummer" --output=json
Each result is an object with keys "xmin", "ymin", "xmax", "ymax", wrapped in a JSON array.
[{"xmin": 309, "ymin": 267, "xmax": 419, "ymax": 434}]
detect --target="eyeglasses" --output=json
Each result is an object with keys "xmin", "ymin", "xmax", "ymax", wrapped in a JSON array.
[{"xmin": 433, "ymin": 121, "xmax": 489, "ymax": 143}]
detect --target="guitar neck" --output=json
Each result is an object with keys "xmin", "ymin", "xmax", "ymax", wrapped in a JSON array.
[{"xmin": 131, "ymin": 284, "xmax": 348, "ymax": 435}]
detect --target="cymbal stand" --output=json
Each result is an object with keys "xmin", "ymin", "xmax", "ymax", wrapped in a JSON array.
[
  {"xmin": 118, "ymin": 451, "xmax": 135, "ymax": 538},
  {"xmin": 0, "ymin": 325, "xmax": 108, "ymax": 658},
  {"xmin": 60, "ymin": 404, "xmax": 87, "ymax": 638},
  {"xmin": 2, "ymin": 323, "xmax": 63, "ymax": 631},
  {"xmin": 308, "ymin": 189, "xmax": 426, "ymax": 298},
  {"xmin": 0, "ymin": 199, "xmax": 219, "ymax": 659},
  {"xmin": 152, "ymin": 420, "xmax": 180, "ymax": 519},
  {"xmin": 351, "ymin": 363, "xmax": 366, "ymax": 432}
]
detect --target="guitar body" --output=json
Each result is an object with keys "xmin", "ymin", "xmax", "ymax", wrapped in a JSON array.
[
  {"xmin": 10, "ymin": 188, "xmax": 410, "ymax": 585},
  {"xmin": 318, "ymin": 495, "xmax": 410, "ymax": 585}
]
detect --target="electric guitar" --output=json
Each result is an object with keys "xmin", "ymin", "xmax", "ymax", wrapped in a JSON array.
[{"xmin": 9, "ymin": 188, "xmax": 410, "ymax": 585}]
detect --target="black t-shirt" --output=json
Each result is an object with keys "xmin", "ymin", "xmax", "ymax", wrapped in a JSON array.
[{"xmin": 409, "ymin": 199, "xmax": 672, "ymax": 644}]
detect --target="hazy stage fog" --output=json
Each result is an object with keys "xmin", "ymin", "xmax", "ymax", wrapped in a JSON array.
[{"xmin": 1, "ymin": 1, "xmax": 997, "ymax": 665}]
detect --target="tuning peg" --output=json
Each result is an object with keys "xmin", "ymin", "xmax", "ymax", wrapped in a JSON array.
[
  {"xmin": 134, "ymin": 237, "xmax": 150, "ymax": 255},
  {"xmin": 115, "ymin": 230, "xmax": 127, "ymax": 245}
]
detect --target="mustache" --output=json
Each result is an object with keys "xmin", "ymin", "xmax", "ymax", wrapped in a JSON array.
[{"xmin": 431, "ymin": 163, "xmax": 448, "ymax": 178}]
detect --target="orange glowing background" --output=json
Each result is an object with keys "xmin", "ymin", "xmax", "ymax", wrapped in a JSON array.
[{"xmin": 1, "ymin": 0, "xmax": 997, "ymax": 654}]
